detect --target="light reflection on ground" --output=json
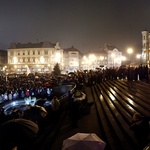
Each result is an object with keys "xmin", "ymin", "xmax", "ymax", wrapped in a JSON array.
[{"xmin": 1, "ymin": 84, "xmax": 75, "ymax": 116}]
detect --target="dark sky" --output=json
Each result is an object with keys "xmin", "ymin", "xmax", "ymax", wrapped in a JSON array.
[{"xmin": 0, "ymin": 0, "xmax": 150, "ymax": 54}]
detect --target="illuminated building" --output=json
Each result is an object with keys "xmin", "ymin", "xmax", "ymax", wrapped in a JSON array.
[
  {"xmin": 81, "ymin": 50, "xmax": 107, "ymax": 70},
  {"xmin": 141, "ymin": 30, "xmax": 150, "ymax": 66},
  {"xmin": 104, "ymin": 44, "xmax": 122, "ymax": 68},
  {"xmin": 0, "ymin": 50, "xmax": 7, "ymax": 73},
  {"xmin": 7, "ymin": 41, "xmax": 63, "ymax": 74},
  {"xmin": 63, "ymin": 46, "xmax": 83, "ymax": 72},
  {"xmin": 6, "ymin": 41, "xmax": 123, "ymax": 74}
]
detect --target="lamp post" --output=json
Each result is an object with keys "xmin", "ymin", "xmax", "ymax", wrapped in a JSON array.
[{"xmin": 127, "ymin": 48, "xmax": 133, "ymax": 65}]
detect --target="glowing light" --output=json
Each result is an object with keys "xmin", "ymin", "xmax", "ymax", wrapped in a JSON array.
[
  {"xmin": 110, "ymin": 89, "xmax": 116, "ymax": 95},
  {"xmin": 83, "ymin": 55, "xmax": 87, "ymax": 60},
  {"xmin": 122, "ymin": 56, "xmax": 126, "ymax": 61},
  {"xmin": 111, "ymin": 53, "xmax": 115, "ymax": 58},
  {"xmin": 127, "ymin": 97, "xmax": 134, "ymax": 105},
  {"xmin": 136, "ymin": 54, "xmax": 141, "ymax": 59},
  {"xmin": 55, "ymin": 52, "xmax": 61, "ymax": 63},
  {"xmin": 100, "ymin": 56, "xmax": 104, "ymax": 60},
  {"xmin": 127, "ymin": 48, "xmax": 133, "ymax": 54},
  {"xmin": 40, "ymin": 56, "xmax": 45, "ymax": 63},
  {"xmin": 12, "ymin": 102, "xmax": 16, "ymax": 106},
  {"xmin": 109, "ymin": 93, "xmax": 115, "ymax": 101},
  {"xmin": 13, "ymin": 56, "xmax": 18, "ymax": 63}
]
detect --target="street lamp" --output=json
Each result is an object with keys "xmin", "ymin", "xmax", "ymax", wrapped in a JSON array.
[{"xmin": 127, "ymin": 48, "xmax": 133, "ymax": 64}]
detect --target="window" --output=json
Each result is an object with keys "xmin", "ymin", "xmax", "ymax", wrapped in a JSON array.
[
  {"xmin": 10, "ymin": 52, "xmax": 14, "ymax": 56},
  {"xmin": 28, "ymin": 51, "xmax": 30, "ymax": 55},
  {"xmin": 38, "ymin": 51, "xmax": 40, "ymax": 55},
  {"xmin": 45, "ymin": 51, "xmax": 48, "ymax": 55},
  {"xmin": 33, "ymin": 58, "xmax": 35, "ymax": 62},
  {"xmin": 33, "ymin": 51, "xmax": 35, "ymax": 55},
  {"xmin": 18, "ymin": 53, "xmax": 20, "ymax": 55}
]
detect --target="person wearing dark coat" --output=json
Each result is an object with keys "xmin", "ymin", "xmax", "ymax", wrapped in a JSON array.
[
  {"xmin": 71, "ymin": 99, "xmax": 80, "ymax": 128},
  {"xmin": 130, "ymin": 113, "xmax": 150, "ymax": 149}
]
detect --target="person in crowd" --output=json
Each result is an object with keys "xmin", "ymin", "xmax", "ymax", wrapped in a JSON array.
[
  {"xmin": 67, "ymin": 90, "xmax": 73, "ymax": 114},
  {"xmin": 130, "ymin": 112, "xmax": 150, "ymax": 149},
  {"xmin": 51, "ymin": 96, "xmax": 60, "ymax": 111},
  {"xmin": 46, "ymin": 87, "xmax": 52, "ymax": 100},
  {"xmin": 71, "ymin": 98, "xmax": 80, "ymax": 128},
  {"xmin": 72, "ymin": 90, "xmax": 86, "ymax": 102},
  {"xmin": 50, "ymin": 96, "xmax": 60, "ymax": 121},
  {"xmin": 8, "ymin": 91, "xmax": 13, "ymax": 101},
  {"xmin": 0, "ymin": 108, "xmax": 7, "ymax": 124}
]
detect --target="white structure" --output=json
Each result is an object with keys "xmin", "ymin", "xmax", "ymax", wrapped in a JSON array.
[
  {"xmin": 104, "ymin": 44, "xmax": 122, "ymax": 68},
  {"xmin": 63, "ymin": 46, "xmax": 83, "ymax": 72},
  {"xmin": 7, "ymin": 41, "xmax": 122, "ymax": 74},
  {"xmin": 81, "ymin": 50, "xmax": 108, "ymax": 70},
  {"xmin": 7, "ymin": 41, "xmax": 63, "ymax": 74},
  {"xmin": 141, "ymin": 30, "xmax": 150, "ymax": 65}
]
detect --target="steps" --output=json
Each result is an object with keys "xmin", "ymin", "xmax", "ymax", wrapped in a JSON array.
[{"xmin": 84, "ymin": 80, "xmax": 150, "ymax": 150}]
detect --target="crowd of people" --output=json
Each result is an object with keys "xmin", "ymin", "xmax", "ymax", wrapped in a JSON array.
[
  {"xmin": 0, "ymin": 73, "xmax": 56, "ymax": 104},
  {"xmin": 0, "ymin": 64, "xmax": 149, "ymax": 149},
  {"xmin": 0, "ymin": 64, "xmax": 149, "ymax": 104}
]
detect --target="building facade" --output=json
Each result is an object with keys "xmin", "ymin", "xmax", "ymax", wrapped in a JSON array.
[
  {"xmin": 63, "ymin": 46, "xmax": 83, "ymax": 72},
  {"xmin": 81, "ymin": 50, "xmax": 108, "ymax": 70},
  {"xmin": 104, "ymin": 44, "xmax": 122, "ymax": 68},
  {"xmin": 7, "ymin": 41, "xmax": 63, "ymax": 74},
  {"xmin": 0, "ymin": 50, "xmax": 7, "ymax": 72},
  {"xmin": 141, "ymin": 30, "xmax": 150, "ymax": 65},
  {"xmin": 6, "ymin": 41, "xmax": 122, "ymax": 74}
]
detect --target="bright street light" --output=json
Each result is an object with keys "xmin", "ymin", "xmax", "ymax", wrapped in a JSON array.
[{"xmin": 127, "ymin": 48, "xmax": 133, "ymax": 54}]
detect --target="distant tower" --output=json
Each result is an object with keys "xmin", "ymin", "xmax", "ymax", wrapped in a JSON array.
[{"xmin": 141, "ymin": 30, "xmax": 150, "ymax": 65}]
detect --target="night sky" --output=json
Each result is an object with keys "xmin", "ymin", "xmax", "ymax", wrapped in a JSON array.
[{"xmin": 0, "ymin": 0, "xmax": 150, "ymax": 55}]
